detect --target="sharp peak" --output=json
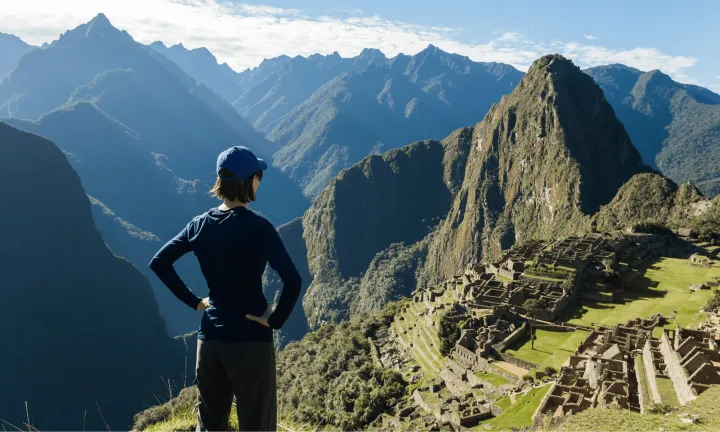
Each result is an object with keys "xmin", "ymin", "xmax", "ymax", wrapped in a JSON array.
[
  {"xmin": 417, "ymin": 43, "xmax": 447, "ymax": 56},
  {"xmin": 644, "ymin": 69, "xmax": 672, "ymax": 79},
  {"xmin": 87, "ymin": 13, "xmax": 114, "ymax": 29}
]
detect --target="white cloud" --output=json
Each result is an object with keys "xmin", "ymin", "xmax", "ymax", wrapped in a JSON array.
[
  {"xmin": 584, "ymin": 35, "xmax": 599, "ymax": 40},
  {"xmin": 0, "ymin": 0, "xmax": 704, "ymax": 86}
]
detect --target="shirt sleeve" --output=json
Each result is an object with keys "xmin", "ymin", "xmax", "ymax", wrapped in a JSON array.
[
  {"xmin": 148, "ymin": 223, "xmax": 201, "ymax": 310},
  {"xmin": 265, "ymin": 222, "xmax": 302, "ymax": 330}
]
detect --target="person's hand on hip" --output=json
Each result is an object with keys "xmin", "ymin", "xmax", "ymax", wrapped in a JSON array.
[
  {"xmin": 196, "ymin": 298, "xmax": 211, "ymax": 311},
  {"xmin": 246, "ymin": 304, "xmax": 272, "ymax": 327}
]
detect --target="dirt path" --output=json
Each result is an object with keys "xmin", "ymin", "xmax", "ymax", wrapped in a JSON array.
[{"xmin": 494, "ymin": 361, "xmax": 529, "ymax": 377}]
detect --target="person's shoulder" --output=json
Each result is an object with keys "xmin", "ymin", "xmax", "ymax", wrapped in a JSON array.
[
  {"xmin": 187, "ymin": 210, "xmax": 213, "ymax": 231},
  {"xmin": 247, "ymin": 211, "xmax": 278, "ymax": 233}
]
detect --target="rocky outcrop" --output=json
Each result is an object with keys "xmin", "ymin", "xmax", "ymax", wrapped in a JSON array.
[{"xmin": 594, "ymin": 173, "xmax": 703, "ymax": 232}]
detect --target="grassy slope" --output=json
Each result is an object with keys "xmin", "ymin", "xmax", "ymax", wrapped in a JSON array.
[
  {"xmin": 480, "ymin": 384, "xmax": 551, "ymax": 430},
  {"xmin": 505, "ymin": 329, "xmax": 590, "ymax": 373},
  {"xmin": 550, "ymin": 386, "xmax": 720, "ymax": 431},
  {"xmin": 567, "ymin": 256, "xmax": 718, "ymax": 333}
]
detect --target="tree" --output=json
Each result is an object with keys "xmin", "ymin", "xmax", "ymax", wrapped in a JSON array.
[{"xmin": 523, "ymin": 299, "xmax": 544, "ymax": 349}]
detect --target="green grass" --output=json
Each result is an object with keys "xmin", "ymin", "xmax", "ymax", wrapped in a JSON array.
[
  {"xmin": 656, "ymin": 377, "xmax": 680, "ymax": 406},
  {"xmin": 495, "ymin": 396, "xmax": 512, "ymax": 410},
  {"xmin": 635, "ymin": 355, "xmax": 652, "ymax": 408},
  {"xmin": 143, "ymin": 405, "xmax": 239, "ymax": 432},
  {"xmin": 548, "ymin": 386, "xmax": 720, "ymax": 431},
  {"xmin": 475, "ymin": 370, "xmax": 510, "ymax": 387},
  {"xmin": 482, "ymin": 384, "xmax": 551, "ymax": 430},
  {"xmin": 566, "ymin": 256, "xmax": 717, "ymax": 331},
  {"xmin": 505, "ymin": 329, "xmax": 590, "ymax": 372}
]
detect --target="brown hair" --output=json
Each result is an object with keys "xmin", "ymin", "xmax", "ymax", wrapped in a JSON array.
[{"xmin": 210, "ymin": 168, "xmax": 257, "ymax": 202}]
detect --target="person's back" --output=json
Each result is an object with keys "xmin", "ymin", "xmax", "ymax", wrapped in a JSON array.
[{"xmin": 149, "ymin": 146, "xmax": 301, "ymax": 431}]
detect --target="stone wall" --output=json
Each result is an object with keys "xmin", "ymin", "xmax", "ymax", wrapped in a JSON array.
[
  {"xmin": 634, "ymin": 361, "xmax": 647, "ymax": 414},
  {"xmin": 660, "ymin": 333, "xmax": 697, "ymax": 405},
  {"xmin": 533, "ymin": 323, "xmax": 575, "ymax": 332},
  {"xmin": 499, "ymin": 353, "xmax": 539, "ymax": 371},
  {"xmin": 494, "ymin": 321, "xmax": 529, "ymax": 352},
  {"xmin": 642, "ymin": 341, "xmax": 662, "ymax": 404}
]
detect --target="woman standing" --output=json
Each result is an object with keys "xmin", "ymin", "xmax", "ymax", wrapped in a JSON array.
[{"xmin": 149, "ymin": 146, "xmax": 301, "ymax": 431}]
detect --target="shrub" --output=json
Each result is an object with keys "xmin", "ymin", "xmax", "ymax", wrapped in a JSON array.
[
  {"xmin": 438, "ymin": 311, "xmax": 463, "ymax": 356},
  {"xmin": 544, "ymin": 366, "xmax": 558, "ymax": 376},
  {"xmin": 704, "ymin": 289, "xmax": 720, "ymax": 312},
  {"xmin": 276, "ymin": 308, "xmax": 407, "ymax": 430}
]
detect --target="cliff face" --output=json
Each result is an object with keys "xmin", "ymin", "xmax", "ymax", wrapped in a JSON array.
[
  {"xmin": 300, "ymin": 128, "xmax": 472, "ymax": 326},
  {"xmin": 0, "ymin": 122, "xmax": 184, "ymax": 430},
  {"xmin": 423, "ymin": 55, "xmax": 647, "ymax": 282}
]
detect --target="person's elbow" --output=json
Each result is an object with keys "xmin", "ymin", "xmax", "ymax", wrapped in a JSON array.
[
  {"xmin": 285, "ymin": 269, "xmax": 302, "ymax": 295},
  {"xmin": 148, "ymin": 255, "xmax": 164, "ymax": 274}
]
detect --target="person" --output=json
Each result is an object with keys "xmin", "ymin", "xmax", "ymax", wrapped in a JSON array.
[{"xmin": 149, "ymin": 146, "xmax": 302, "ymax": 432}]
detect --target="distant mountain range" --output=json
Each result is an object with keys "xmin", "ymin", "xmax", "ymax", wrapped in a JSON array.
[
  {"xmin": 0, "ymin": 14, "xmax": 307, "ymax": 334},
  {"xmin": 151, "ymin": 42, "xmax": 720, "ymax": 200},
  {"xmin": 0, "ymin": 32, "xmax": 34, "ymax": 78},
  {"xmin": 0, "ymin": 122, "xmax": 185, "ymax": 430},
  {"xmin": 585, "ymin": 65, "xmax": 720, "ymax": 196}
]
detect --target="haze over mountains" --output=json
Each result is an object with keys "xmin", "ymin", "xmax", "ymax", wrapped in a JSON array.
[
  {"xmin": 0, "ymin": 14, "xmax": 307, "ymax": 334},
  {"xmin": 0, "ymin": 122, "xmax": 185, "ymax": 431},
  {"xmin": 0, "ymin": 32, "xmax": 34, "ymax": 78}
]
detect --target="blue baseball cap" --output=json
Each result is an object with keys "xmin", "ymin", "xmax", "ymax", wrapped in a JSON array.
[{"xmin": 216, "ymin": 146, "xmax": 267, "ymax": 181}]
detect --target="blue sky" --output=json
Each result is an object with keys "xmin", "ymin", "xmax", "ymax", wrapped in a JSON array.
[{"xmin": 1, "ymin": 0, "xmax": 718, "ymax": 90}]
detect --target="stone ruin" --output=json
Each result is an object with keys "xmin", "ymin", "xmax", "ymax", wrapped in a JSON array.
[
  {"xmin": 659, "ymin": 327, "xmax": 720, "ymax": 404},
  {"xmin": 404, "ymin": 233, "xmax": 709, "ymax": 428},
  {"xmin": 535, "ymin": 315, "xmax": 720, "ymax": 423}
]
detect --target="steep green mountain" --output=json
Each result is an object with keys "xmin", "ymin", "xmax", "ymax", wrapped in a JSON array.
[
  {"xmin": 300, "ymin": 128, "xmax": 473, "ymax": 327},
  {"xmin": 423, "ymin": 55, "xmax": 647, "ymax": 282},
  {"xmin": 287, "ymin": 55, "xmax": 655, "ymax": 334},
  {"xmin": 0, "ymin": 122, "xmax": 185, "ymax": 430},
  {"xmin": 270, "ymin": 45, "xmax": 523, "ymax": 198},
  {"xmin": 585, "ymin": 65, "xmax": 720, "ymax": 196},
  {"xmin": 0, "ymin": 32, "xmax": 34, "ymax": 79},
  {"xmin": 149, "ymin": 41, "xmax": 244, "ymax": 102}
]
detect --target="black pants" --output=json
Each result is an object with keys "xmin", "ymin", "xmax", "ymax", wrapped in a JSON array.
[{"xmin": 195, "ymin": 339, "xmax": 277, "ymax": 431}]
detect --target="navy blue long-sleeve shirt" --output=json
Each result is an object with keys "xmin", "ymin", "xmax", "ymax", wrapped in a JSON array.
[{"xmin": 149, "ymin": 206, "xmax": 301, "ymax": 342}]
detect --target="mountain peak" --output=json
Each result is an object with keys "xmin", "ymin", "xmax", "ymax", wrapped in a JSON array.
[
  {"xmin": 86, "ymin": 13, "xmax": 114, "ymax": 35},
  {"xmin": 54, "ymin": 12, "xmax": 126, "ymax": 47},
  {"xmin": 417, "ymin": 43, "xmax": 445, "ymax": 56},
  {"xmin": 358, "ymin": 47, "xmax": 386, "ymax": 58}
]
